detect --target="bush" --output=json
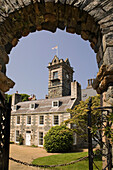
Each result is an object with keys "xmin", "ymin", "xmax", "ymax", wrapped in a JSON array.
[
  {"xmin": 44, "ymin": 125, "xmax": 73, "ymax": 153},
  {"xmin": 19, "ymin": 134, "xmax": 24, "ymax": 145},
  {"xmin": 32, "ymin": 145, "xmax": 38, "ymax": 148}
]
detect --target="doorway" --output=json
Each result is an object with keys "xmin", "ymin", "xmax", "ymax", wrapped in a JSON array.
[{"xmin": 26, "ymin": 131, "xmax": 31, "ymax": 146}]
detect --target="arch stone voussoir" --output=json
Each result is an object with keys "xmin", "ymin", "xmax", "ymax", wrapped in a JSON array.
[
  {"xmin": 0, "ymin": 0, "xmax": 112, "ymax": 101},
  {"xmin": 0, "ymin": 1, "xmax": 113, "ymax": 169}
]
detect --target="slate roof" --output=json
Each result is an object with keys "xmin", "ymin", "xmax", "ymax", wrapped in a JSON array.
[
  {"xmin": 11, "ymin": 96, "xmax": 76, "ymax": 114},
  {"xmin": 82, "ymin": 87, "xmax": 97, "ymax": 101}
]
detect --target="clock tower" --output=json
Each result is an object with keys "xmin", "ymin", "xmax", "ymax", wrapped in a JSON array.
[{"xmin": 47, "ymin": 56, "xmax": 74, "ymax": 99}]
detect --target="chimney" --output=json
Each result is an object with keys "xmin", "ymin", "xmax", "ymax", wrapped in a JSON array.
[
  {"xmin": 87, "ymin": 79, "xmax": 93, "ymax": 89},
  {"xmin": 71, "ymin": 81, "xmax": 81, "ymax": 100},
  {"xmin": 12, "ymin": 92, "xmax": 22, "ymax": 107},
  {"xmin": 28, "ymin": 94, "xmax": 36, "ymax": 101},
  {"xmin": 31, "ymin": 94, "xmax": 36, "ymax": 101}
]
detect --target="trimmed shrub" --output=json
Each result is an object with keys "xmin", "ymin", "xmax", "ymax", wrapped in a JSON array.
[{"xmin": 44, "ymin": 125, "xmax": 73, "ymax": 153}]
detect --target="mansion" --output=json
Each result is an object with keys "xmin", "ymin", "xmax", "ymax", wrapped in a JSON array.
[{"xmin": 10, "ymin": 56, "xmax": 96, "ymax": 147}]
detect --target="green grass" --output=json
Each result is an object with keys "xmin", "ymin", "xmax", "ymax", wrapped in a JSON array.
[
  {"xmin": 32, "ymin": 152, "xmax": 102, "ymax": 169},
  {"xmin": 31, "ymin": 144, "xmax": 38, "ymax": 147}
]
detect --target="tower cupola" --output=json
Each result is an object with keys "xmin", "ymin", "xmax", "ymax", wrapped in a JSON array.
[{"xmin": 47, "ymin": 56, "xmax": 74, "ymax": 98}]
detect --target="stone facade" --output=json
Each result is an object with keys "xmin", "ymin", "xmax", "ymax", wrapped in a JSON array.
[
  {"xmin": 10, "ymin": 78, "xmax": 96, "ymax": 147},
  {"xmin": 10, "ymin": 56, "xmax": 81, "ymax": 147},
  {"xmin": 48, "ymin": 56, "xmax": 74, "ymax": 98},
  {"xmin": 0, "ymin": 0, "xmax": 113, "ymax": 101},
  {"xmin": 10, "ymin": 97, "xmax": 74, "ymax": 146},
  {"xmin": 0, "ymin": 0, "xmax": 113, "ymax": 167}
]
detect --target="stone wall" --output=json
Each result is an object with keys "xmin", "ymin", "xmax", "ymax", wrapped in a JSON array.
[
  {"xmin": 10, "ymin": 112, "xmax": 70, "ymax": 146},
  {"xmin": 0, "ymin": 0, "xmax": 102, "ymax": 93},
  {"xmin": 0, "ymin": 0, "xmax": 113, "ymax": 99},
  {"xmin": 48, "ymin": 56, "xmax": 74, "ymax": 98},
  {"xmin": 0, "ymin": 0, "xmax": 113, "ymax": 168}
]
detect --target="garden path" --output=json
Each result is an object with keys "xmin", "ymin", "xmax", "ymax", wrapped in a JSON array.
[{"xmin": 9, "ymin": 144, "xmax": 59, "ymax": 170}]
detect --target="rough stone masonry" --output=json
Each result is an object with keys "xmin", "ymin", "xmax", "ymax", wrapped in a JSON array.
[
  {"xmin": 0, "ymin": 1, "xmax": 113, "ymax": 117},
  {"xmin": 0, "ymin": 0, "xmax": 113, "ymax": 105},
  {"xmin": 0, "ymin": 0, "xmax": 113, "ymax": 169}
]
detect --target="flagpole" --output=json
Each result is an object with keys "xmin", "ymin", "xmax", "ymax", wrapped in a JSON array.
[
  {"xmin": 52, "ymin": 46, "xmax": 58, "ymax": 57},
  {"xmin": 56, "ymin": 47, "xmax": 58, "ymax": 57}
]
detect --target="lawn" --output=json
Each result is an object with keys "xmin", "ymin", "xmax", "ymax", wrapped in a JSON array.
[{"xmin": 32, "ymin": 152, "xmax": 102, "ymax": 169}]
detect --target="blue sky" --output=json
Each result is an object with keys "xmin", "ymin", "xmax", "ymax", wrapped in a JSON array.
[{"xmin": 7, "ymin": 29, "xmax": 98, "ymax": 99}]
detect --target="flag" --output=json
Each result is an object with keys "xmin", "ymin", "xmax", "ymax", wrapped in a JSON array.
[{"xmin": 52, "ymin": 46, "xmax": 58, "ymax": 50}]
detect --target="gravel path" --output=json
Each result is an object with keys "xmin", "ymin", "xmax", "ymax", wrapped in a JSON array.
[{"xmin": 9, "ymin": 144, "xmax": 59, "ymax": 170}]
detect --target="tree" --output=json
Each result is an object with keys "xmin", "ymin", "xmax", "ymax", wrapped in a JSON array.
[
  {"xmin": 65, "ymin": 95, "xmax": 102, "ymax": 147},
  {"xmin": 5, "ymin": 94, "xmax": 12, "ymax": 103},
  {"xmin": 21, "ymin": 94, "xmax": 30, "ymax": 102},
  {"xmin": 19, "ymin": 134, "xmax": 24, "ymax": 145},
  {"xmin": 44, "ymin": 125, "xmax": 73, "ymax": 153},
  {"xmin": 5, "ymin": 93, "xmax": 30, "ymax": 102}
]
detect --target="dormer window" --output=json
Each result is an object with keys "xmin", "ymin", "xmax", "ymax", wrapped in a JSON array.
[
  {"xmin": 52, "ymin": 101, "xmax": 59, "ymax": 107},
  {"xmin": 53, "ymin": 71, "xmax": 58, "ymax": 79},
  {"xmin": 13, "ymin": 105, "xmax": 18, "ymax": 111},
  {"xmin": 30, "ymin": 103, "xmax": 36, "ymax": 109}
]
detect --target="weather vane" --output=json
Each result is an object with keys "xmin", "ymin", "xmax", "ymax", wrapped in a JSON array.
[{"xmin": 52, "ymin": 45, "xmax": 58, "ymax": 57}]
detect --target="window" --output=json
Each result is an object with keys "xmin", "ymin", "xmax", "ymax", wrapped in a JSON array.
[
  {"xmin": 13, "ymin": 105, "xmax": 18, "ymax": 111},
  {"xmin": 53, "ymin": 115, "xmax": 59, "ymax": 125},
  {"xmin": 27, "ymin": 116, "xmax": 31, "ymax": 125},
  {"xmin": 54, "ymin": 59, "xmax": 56, "ymax": 63},
  {"xmin": 31, "ymin": 104, "xmax": 34, "ymax": 109},
  {"xmin": 52, "ymin": 101, "xmax": 59, "ymax": 107},
  {"xmin": 39, "ymin": 132, "xmax": 43, "ymax": 146},
  {"xmin": 30, "ymin": 103, "xmax": 36, "ymax": 109},
  {"xmin": 17, "ymin": 116, "xmax": 20, "ymax": 124},
  {"xmin": 53, "ymin": 71, "xmax": 58, "ymax": 79},
  {"xmin": 16, "ymin": 130, "xmax": 19, "ymax": 143},
  {"xmin": 39, "ymin": 115, "xmax": 44, "ymax": 125}
]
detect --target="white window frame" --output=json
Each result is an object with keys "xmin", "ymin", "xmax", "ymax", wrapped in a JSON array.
[
  {"xmin": 39, "ymin": 115, "xmax": 44, "ymax": 126},
  {"xmin": 38, "ymin": 132, "xmax": 44, "ymax": 147},
  {"xmin": 26, "ymin": 115, "xmax": 31, "ymax": 125},
  {"xmin": 30, "ymin": 103, "xmax": 36, "ymax": 110},
  {"xmin": 13, "ymin": 105, "xmax": 18, "ymax": 111},
  {"xmin": 53, "ymin": 115, "xmax": 59, "ymax": 126},
  {"xmin": 52, "ymin": 101, "xmax": 59, "ymax": 107},
  {"xmin": 16, "ymin": 116, "xmax": 20, "ymax": 125},
  {"xmin": 15, "ymin": 130, "xmax": 19, "ymax": 143}
]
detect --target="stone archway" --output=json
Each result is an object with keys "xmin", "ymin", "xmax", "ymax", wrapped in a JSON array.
[
  {"xmin": 0, "ymin": 0, "xmax": 113, "ymax": 168},
  {"xmin": 0, "ymin": 0, "xmax": 113, "ymax": 105}
]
